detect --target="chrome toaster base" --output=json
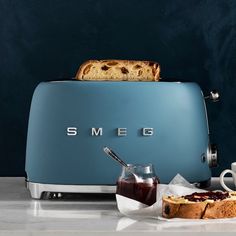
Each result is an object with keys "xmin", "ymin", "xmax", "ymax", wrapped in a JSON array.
[
  {"xmin": 26, "ymin": 181, "xmax": 116, "ymax": 199},
  {"xmin": 26, "ymin": 179, "xmax": 211, "ymax": 199}
]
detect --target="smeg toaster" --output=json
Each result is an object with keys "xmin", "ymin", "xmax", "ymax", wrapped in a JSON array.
[{"xmin": 25, "ymin": 81, "xmax": 218, "ymax": 199}]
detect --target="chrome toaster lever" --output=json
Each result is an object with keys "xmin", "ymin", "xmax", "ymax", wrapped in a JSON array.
[{"xmin": 205, "ymin": 90, "xmax": 220, "ymax": 102}]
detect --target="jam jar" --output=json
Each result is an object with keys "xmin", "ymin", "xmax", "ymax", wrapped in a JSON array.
[{"xmin": 116, "ymin": 164, "xmax": 159, "ymax": 206}]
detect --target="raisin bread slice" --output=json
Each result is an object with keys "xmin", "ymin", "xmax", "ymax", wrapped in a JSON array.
[
  {"xmin": 162, "ymin": 191, "xmax": 236, "ymax": 219},
  {"xmin": 75, "ymin": 60, "xmax": 160, "ymax": 81}
]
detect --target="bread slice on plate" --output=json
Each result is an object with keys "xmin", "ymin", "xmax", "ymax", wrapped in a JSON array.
[
  {"xmin": 75, "ymin": 59, "xmax": 160, "ymax": 81},
  {"xmin": 162, "ymin": 191, "xmax": 236, "ymax": 219}
]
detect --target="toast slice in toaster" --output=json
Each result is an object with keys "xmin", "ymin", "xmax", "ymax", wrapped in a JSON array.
[
  {"xmin": 75, "ymin": 60, "xmax": 160, "ymax": 81},
  {"xmin": 162, "ymin": 191, "xmax": 236, "ymax": 219}
]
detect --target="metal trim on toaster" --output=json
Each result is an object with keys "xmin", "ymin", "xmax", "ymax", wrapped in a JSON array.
[{"xmin": 26, "ymin": 181, "xmax": 116, "ymax": 199}]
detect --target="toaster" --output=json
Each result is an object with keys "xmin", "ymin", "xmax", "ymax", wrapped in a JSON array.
[{"xmin": 25, "ymin": 81, "xmax": 218, "ymax": 199}]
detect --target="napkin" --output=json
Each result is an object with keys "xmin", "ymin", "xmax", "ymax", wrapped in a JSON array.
[{"xmin": 116, "ymin": 174, "xmax": 236, "ymax": 222}]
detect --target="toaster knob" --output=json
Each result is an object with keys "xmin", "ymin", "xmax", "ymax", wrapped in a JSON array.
[
  {"xmin": 207, "ymin": 144, "xmax": 218, "ymax": 167},
  {"xmin": 205, "ymin": 90, "xmax": 220, "ymax": 102}
]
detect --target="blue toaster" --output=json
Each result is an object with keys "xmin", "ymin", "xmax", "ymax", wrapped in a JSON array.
[{"xmin": 25, "ymin": 81, "xmax": 218, "ymax": 199}]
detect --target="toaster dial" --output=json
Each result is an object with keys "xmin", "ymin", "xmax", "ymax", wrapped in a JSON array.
[{"xmin": 207, "ymin": 144, "xmax": 218, "ymax": 167}]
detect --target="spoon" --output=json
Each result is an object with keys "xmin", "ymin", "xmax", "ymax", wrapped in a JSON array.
[{"xmin": 103, "ymin": 146, "xmax": 143, "ymax": 182}]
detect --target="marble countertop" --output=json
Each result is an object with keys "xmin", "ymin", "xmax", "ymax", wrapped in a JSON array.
[{"xmin": 0, "ymin": 177, "xmax": 236, "ymax": 236}]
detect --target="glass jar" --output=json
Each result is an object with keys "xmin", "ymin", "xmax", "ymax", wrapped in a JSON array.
[{"xmin": 116, "ymin": 164, "xmax": 159, "ymax": 206}]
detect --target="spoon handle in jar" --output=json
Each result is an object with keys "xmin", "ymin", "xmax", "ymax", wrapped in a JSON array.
[{"xmin": 103, "ymin": 147, "xmax": 128, "ymax": 168}]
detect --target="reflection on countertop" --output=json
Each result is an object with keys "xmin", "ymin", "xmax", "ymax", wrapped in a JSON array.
[{"xmin": 0, "ymin": 177, "xmax": 235, "ymax": 235}]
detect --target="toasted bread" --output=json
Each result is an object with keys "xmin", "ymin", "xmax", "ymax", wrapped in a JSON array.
[
  {"xmin": 162, "ymin": 191, "xmax": 236, "ymax": 219},
  {"xmin": 75, "ymin": 60, "xmax": 160, "ymax": 81}
]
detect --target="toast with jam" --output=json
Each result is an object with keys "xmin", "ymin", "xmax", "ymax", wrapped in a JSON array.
[
  {"xmin": 75, "ymin": 60, "xmax": 160, "ymax": 81},
  {"xmin": 162, "ymin": 191, "xmax": 236, "ymax": 219}
]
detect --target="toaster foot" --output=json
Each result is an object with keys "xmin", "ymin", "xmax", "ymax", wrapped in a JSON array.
[
  {"xmin": 26, "ymin": 181, "xmax": 116, "ymax": 199},
  {"xmin": 195, "ymin": 179, "xmax": 211, "ymax": 188}
]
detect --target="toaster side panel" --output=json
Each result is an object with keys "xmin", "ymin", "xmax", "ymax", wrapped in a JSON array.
[{"xmin": 25, "ymin": 81, "xmax": 211, "ymax": 185}]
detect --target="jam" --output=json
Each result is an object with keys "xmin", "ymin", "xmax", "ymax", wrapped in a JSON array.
[
  {"xmin": 116, "ymin": 178, "xmax": 158, "ymax": 206},
  {"xmin": 183, "ymin": 191, "xmax": 229, "ymax": 202}
]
